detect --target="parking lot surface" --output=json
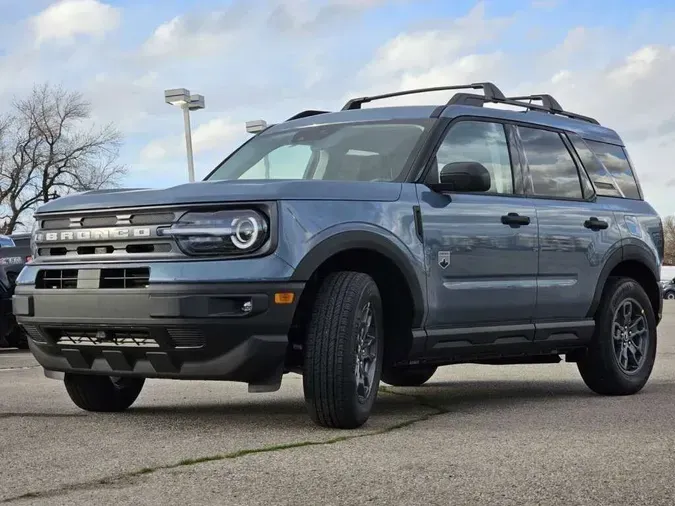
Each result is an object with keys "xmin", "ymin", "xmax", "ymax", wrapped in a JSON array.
[{"xmin": 2, "ymin": 305, "xmax": 675, "ymax": 505}]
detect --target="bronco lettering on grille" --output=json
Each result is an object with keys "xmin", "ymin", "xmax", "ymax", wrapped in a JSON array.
[{"xmin": 35, "ymin": 227, "xmax": 152, "ymax": 242}]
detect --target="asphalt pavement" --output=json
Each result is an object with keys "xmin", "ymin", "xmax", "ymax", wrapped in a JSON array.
[{"xmin": 2, "ymin": 305, "xmax": 675, "ymax": 505}]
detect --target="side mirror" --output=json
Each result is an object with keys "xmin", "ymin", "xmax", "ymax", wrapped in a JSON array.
[{"xmin": 430, "ymin": 161, "xmax": 491, "ymax": 193}]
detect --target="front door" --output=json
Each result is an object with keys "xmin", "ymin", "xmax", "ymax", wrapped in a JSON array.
[{"xmin": 416, "ymin": 119, "xmax": 539, "ymax": 349}]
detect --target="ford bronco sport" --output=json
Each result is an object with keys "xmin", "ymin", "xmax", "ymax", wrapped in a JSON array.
[{"xmin": 13, "ymin": 82, "xmax": 663, "ymax": 429}]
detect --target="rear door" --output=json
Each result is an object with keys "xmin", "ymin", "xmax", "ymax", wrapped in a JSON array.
[
  {"xmin": 416, "ymin": 119, "xmax": 539, "ymax": 347},
  {"xmin": 515, "ymin": 125, "xmax": 623, "ymax": 327}
]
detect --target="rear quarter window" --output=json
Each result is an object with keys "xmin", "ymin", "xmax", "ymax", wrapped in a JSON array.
[{"xmin": 585, "ymin": 139, "xmax": 641, "ymax": 199}]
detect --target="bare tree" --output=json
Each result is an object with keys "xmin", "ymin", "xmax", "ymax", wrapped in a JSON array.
[
  {"xmin": 0, "ymin": 83, "xmax": 127, "ymax": 233},
  {"xmin": 663, "ymin": 215, "xmax": 675, "ymax": 266}
]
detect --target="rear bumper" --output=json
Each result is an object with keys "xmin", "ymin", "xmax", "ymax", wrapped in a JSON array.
[{"xmin": 13, "ymin": 281, "xmax": 304, "ymax": 382}]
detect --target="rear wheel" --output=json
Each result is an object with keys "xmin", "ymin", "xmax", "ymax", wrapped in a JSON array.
[
  {"xmin": 665, "ymin": 291, "xmax": 675, "ymax": 300},
  {"xmin": 382, "ymin": 365, "xmax": 437, "ymax": 387},
  {"xmin": 578, "ymin": 276, "xmax": 657, "ymax": 396},
  {"xmin": 303, "ymin": 271, "xmax": 384, "ymax": 429},
  {"xmin": 64, "ymin": 374, "xmax": 145, "ymax": 412}
]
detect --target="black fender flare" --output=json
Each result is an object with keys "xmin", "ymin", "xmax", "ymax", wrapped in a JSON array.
[
  {"xmin": 586, "ymin": 242, "xmax": 660, "ymax": 318},
  {"xmin": 291, "ymin": 230, "xmax": 426, "ymax": 328}
]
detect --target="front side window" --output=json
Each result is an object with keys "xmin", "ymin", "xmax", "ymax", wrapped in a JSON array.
[
  {"xmin": 518, "ymin": 126, "xmax": 583, "ymax": 199},
  {"xmin": 206, "ymin": 121, "xmax": 427, "ymax": 183},
  {"xmin": 430, "ymin": 120, "xmax": 514, "ymax": 194}
]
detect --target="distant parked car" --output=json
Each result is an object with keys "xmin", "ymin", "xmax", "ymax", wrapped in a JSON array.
[
  {"xmin": 0, "ymin": 234, "xmax": 30, "ymax": 349},
  {"xmin": 0, "ymin": 233, "xmax": 32, "ymax": 285},
  {"xmin": 662, "ymin": 278, "xmax": 675, "ymax": 300}
]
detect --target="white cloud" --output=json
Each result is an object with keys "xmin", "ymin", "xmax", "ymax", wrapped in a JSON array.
[
  {"xmin": 363, "ymin": 2, "xmax": 511, "ymax": 79},
  {"xmin": 140, "ymin": 118, "xmax": 245, "ymax": 163},
  {"xmin": 32, "ymin": 0, "xmax": 120, "ymax": 46}
]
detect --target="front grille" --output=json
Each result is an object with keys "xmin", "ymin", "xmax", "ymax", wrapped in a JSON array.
[
  {"xmin": 41, "ymin": 212, "xmax": 176, "ymax": 230},
  {"xmin": 36, "ymin": 269, "xmax": 78, "ymax": 289},
  {"xmin": 100, "ymin": 268, "xmax": 150, "ymax": 289},
  {"xmin": 50, "ymin": 328, "xmax": 159, "ymax": 348},
  {"xmin": 167, "ymin": 328, "xmax": 206, "ymax": 349},
  {"xmin": 35, "ymin": 209, "xmax": 181, "ymax": 262},
  {"xmin": 36, "ymin": 267, "xmax": 150, "ymax": 289}
]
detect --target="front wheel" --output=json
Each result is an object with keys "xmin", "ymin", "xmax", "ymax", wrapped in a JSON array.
[
  {"xmin": 303, "ymin": 271, "xmax": 384, "ymax": 429},
  {"xmin": 665, "ymin": 291, "xmax": 675, "ymax": 300},
  {"xmin": 64, "ymin": 374, "xmax": 145, "ymax": 412},
  {"xmin": 578, "ymin": 276, "xmax": 657, "ymax": 396}
]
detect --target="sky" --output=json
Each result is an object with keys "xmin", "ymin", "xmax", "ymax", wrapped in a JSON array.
[{"xmin": 1, "ymin": 0, "xmax": 675, "ymax": 215}]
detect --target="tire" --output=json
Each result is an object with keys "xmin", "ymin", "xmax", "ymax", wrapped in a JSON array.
[
  {"xmin": 5, "ymin": 328, "xmax": 28, "ymax": 349},
  {"xmin": 64, "ymin": 374, "xmax": 145, "ymax": 412},
  {"xmin": 578, "ymin": 276, "xmax": 657, "ymax": 396},
  {"xmin": 382, "ymin": 365, "xmax": 437, "ymax": 387},
  {"xmin": 665, "ymin": 291, "xmax": 675, "ymax": 300},
  {"xmin": 303, "ymin": 271, "xmax": 384, "ymax": 429}
]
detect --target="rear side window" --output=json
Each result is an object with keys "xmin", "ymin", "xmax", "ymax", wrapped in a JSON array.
[
  {"xmin": 518, "ymin": 126, "xmax": 583, "ymax": 199},
  {"xmin": 585, "ymin": 140, "xmax": 641, "ymax": 199},
  {"xmin": 567, "ymin": 135, "xmax": 622, "ymax": 197}
]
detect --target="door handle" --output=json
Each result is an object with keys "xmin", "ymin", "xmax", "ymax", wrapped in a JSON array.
[
  {"xmin": 501, "ymin": 213, "xmax": 531, "ymax": 227},
  {"xmin": 584, "ymin": 217, "xmax": 608, "ymax": 230}
]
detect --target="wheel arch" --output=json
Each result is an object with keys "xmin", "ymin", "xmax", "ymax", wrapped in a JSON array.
[
  {"xmin": 587, "ymin": 243, "xmax": 662, "ymax": 321},
  {"xmin": 291, "ymin": 230, "xmax": 425, "ymax": 328}
]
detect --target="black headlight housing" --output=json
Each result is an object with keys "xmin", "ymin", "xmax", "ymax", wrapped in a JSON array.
[{"xmin": 158, "ymin": 207, "xmax": 272, "ymax": 257}]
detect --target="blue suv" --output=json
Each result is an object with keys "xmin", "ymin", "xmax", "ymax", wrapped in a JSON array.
[{"xmin": 13, "ymin": 82, "xmax": 664, "ymax": 429}]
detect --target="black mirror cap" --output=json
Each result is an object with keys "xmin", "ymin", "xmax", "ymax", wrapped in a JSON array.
[{"xmin": 430, "ymin": 161, "xmax": 491, "ymax": 193}]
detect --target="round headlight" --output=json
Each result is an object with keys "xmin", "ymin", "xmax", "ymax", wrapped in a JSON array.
[
  {"xmin": 231, "ymin": 216, "xmax": 260, "ymax": 250},
  {"xmin": 163, "ymin": 209, "xmax": 270, "ymax": 256}
]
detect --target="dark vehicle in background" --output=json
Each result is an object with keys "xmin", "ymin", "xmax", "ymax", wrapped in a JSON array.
[
  {"xmin": 662, "ymin": 279, "xmax": 675, "ymax": 300},
  {"xmin": 0, "ymin": 233, "xmax": 32, "ymax": 285},
  {"xmin": 0, "ymin": 234, "xmax": 31, "ymax": 348}
]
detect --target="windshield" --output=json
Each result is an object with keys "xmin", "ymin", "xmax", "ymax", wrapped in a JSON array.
[
  {"xmin": 206, "ymin": 121, "xmax": 427, "ymax": 183},
  {"xmin": 0, "ymin": 236, "xmax": 15, "ymax": 248}
]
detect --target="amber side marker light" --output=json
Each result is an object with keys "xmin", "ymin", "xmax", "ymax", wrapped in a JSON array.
[{"xmin": 274, "ymin": 292, "xmax": 295, "ymax": 304}]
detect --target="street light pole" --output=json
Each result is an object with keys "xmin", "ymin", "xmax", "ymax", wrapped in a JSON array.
[
  {"xmin": 164, "ymin": 88, "xmax": 205, "ymax": 183},
  {"xmin": 181, "ymin": 104, "xmax": 195, "ymax": 183}
]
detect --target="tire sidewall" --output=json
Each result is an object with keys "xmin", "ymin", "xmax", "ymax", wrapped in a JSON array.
[
  {"xmin": 597, "ymin": 279, "xmax": 657, "ymax": 388},
  {"xmin": 346, "ymin": 280, "xmax": 384, "ymax": 423}
]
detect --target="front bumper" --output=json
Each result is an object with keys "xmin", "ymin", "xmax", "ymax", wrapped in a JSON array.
[{"xmin": 13, "ymin": 281, "xmax": 304, "ymax": 382}]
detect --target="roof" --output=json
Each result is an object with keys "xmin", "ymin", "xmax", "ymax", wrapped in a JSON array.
[{"xmin": 267, "ymin": 82, "xmax": 623, "ymax": 146}]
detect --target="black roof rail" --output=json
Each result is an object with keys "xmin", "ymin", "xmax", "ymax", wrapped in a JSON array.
[
  {"xmin": 341, "ymin": 82, "xmax": 506, "ymax": 111},
  {"xmin": 286, "ymin": 110, "xmax": 330, "ymax": 121},
  {"xmin": 448, "ymin": 92, "xmax": 600, "ymax": 125}
]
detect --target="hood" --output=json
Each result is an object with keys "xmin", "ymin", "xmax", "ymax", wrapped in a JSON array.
[{"xmin": 35, "ymin": 180, "xmax": 404, "ymax": 214}]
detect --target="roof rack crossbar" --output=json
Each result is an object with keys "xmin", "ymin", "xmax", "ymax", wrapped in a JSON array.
[
  {"xmin": 285, "ymin": 110, "xmax": 330, "ymax": 122},
  {"xmin": 506, "ymin": 94, "xmax": 599, "ymax": 124},
  {"xmin": 341, "ymin": 82, "xmax": 506, "ymax": 110},
  {"xmin": 507, "ymin": 94, "xmax": 563, "ymax": 112},
  {"xmin": 449, "ymin": 93, "xmax": 600, "ymax": 125}
]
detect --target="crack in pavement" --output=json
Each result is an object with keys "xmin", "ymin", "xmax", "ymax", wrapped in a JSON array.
[
  {"xmin": 0, "ymin": 413, "xmax": 87, "ymax": 419},
  {"xmin": 0, "ymin": 388, "xmax": 448, "ymax": 504},
  {"xmin": 0, "ymin": 366, "xmax": 40, "ymax": 372}
]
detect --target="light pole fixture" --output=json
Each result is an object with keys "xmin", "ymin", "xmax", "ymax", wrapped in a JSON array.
[{"xmin": 165, "ymin": 88, "xmax": 205, "ymax": 183}]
